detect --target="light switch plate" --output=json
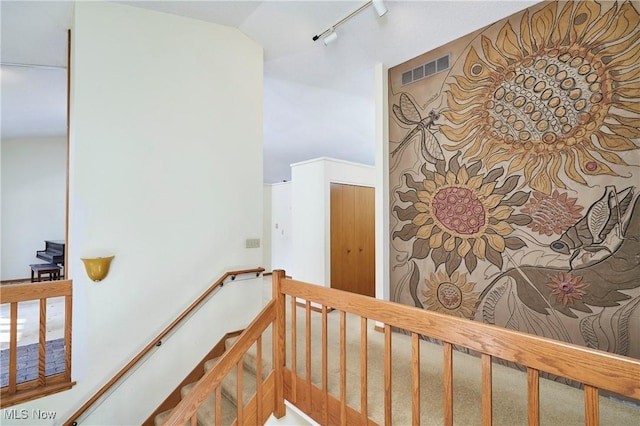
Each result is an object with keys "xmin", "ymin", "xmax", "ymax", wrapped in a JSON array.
[{"xmin": 246, "ymin": 238, "xmax": 260, "ymax": 248}]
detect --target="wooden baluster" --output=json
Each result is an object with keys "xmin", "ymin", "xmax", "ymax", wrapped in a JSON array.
[
  {"xmin": 443, "ymin": 342, "xmax": 453, "ymax": 426},
  {"xmin": 272, "ymin": 270, "xmax": 286, "ymax": 418},
  {"xmin": 39, "ymin": 298, "xmax": 47, "ymax": 385},
  {"xmin": 481, "ymin": 354, "xmax": 492, "ymax": 426},
  {"xmin": 306, "ymin": 300, "xmax": 312, "ymax": 409},
  {"xmin": 64, "ymin": 293, "xmax": 72, "ymax": 381},
  {"xmin": 361, "ymin": 316, "xmax": 368, "ymax": 424},
  {"xmin": 256, "ymin": 335, "xmax": 263, "ymax": 422},
  {"xmin": 291, "ymin": 295, "xmax": 297, "ymax": 403},
  {"xmin": 384, "ymin": 324, "xmax": 392, "ymax": 426},
  {"xmin": 527, "ymin": 367, "xmax": 540, "ymax": 426},
  {"xmin": 237, "ymin": 359, "xmax": 244, "ymax": 425},
  {"xmin": 411, "ymin": 333, "xmax": 420, "ymax": 426},
  {"xmin": 190, "ymin": 414, "xmax": 197, "ymax": 426},
  {"xmin": 322, "ymin": 305, "xmax": 329, "ymax": 425},
  {"xmin": 9, "ymin": 302, "xmax": 18, "ymax": 394},
  {"xmin": 215, "ymin": 387, "xmax": 222, "ymax": 426},
  {"xmin": 584, "ymin": 385, "xmax": 599, "ymax": 426},
  {"xmin": 340, "ymin": 311, "xmax": 347, "ymax": 426}
]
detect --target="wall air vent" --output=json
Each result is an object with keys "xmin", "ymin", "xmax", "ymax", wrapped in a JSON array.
[{"xmin": 401, "ymin": 53, "xmax": 450, "ymax": 86}]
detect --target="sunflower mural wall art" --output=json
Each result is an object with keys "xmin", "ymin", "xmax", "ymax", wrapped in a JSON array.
[{"xmin": 389, "ymin": 0, "xmax": 640, "ymax": 361}]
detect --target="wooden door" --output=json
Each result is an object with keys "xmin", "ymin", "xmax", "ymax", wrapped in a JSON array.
[{"xmin": 330, "ymin": 183, "xmax": 375, "ymax": 297}]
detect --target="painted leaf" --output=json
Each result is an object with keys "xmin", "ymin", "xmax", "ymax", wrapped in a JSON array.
[
  {"xmin": 579, "ymin": 313, "xmax": 601, "ymax": 350},
  {"xmin": 611, "ymin": 296, "xmax": 640, "ymax": 356},
  {"xmin": 482, "ymin": 280, "xmax": 510, "ymax": 325}
]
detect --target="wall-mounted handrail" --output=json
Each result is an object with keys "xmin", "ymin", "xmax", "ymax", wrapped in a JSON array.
[{"xmin": 63, "ymin": 267, "xmax": 264, "ymax": 426}]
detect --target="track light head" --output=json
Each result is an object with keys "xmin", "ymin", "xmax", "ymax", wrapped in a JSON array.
[
  {"xmin": 372, "ymin": 0, "xmax": 388, "ymax": 17},
  {"xmin": 323, "ymin": 30, "xmax": 338, "ymax": 46}
]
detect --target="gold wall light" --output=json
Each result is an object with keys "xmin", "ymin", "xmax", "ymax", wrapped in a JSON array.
[{"xmin": 81, "ymin": 256, "xmax": 115, "ymax": 282}]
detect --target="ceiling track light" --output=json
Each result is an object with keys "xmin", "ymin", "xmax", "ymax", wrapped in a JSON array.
[{"xmin": 312, "ymin": 0, "xmax": 388, "ymax": 45}]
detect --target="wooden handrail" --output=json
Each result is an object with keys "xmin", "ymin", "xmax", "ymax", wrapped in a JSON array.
[
  {"xmin": 0, "ymin": 280, "xmax": 75, "ymax": 408},
  {"xmin": 63, "ymin": 267, "xmax": 264, "ymax": 426}
]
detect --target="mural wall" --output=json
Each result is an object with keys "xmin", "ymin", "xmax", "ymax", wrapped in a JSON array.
[{"xmin": 388, "ymin": 0, "xmax": 640, "ymax": 361}]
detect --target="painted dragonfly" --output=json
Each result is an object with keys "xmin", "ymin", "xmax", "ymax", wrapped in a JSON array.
[{"xmin": 391, "ymin": 92, "xmax": 444, "ymax": 164}]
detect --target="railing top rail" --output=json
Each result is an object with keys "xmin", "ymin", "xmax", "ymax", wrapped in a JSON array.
[
  {"xmin": 0, "ymin": 279, "xmax": 73, "ymax": 303},
  {"xmin": 63, "ymin": 267, "xmax": 264, "ymax": 426},
  {"xmin": 280, "ymin": 277, "xmax": 640, "ymax": 400}
]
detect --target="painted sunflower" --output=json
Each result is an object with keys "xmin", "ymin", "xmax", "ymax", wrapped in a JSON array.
[
  {"xmin": 422, "ymin": 270, "xmax": 480, "ymax": 319},
  {"xmin": 393, "ymin": 153, "xmax": 532, "ymax": 274},
  {"xmin": 440, "ymin": 0, "xmax": 640, "ymax": 195}
]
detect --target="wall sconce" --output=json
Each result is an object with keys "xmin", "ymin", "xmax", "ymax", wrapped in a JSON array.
[{"xmin": 81, "ymin": 256, "xmax": 115, "ymax": 282}]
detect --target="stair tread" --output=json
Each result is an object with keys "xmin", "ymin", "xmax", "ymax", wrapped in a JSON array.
[
  {"xmin": 178, "ymin": 381, "xmax": 237, "ymax": 425},
  {"xmin": 225, "ymin": 334, "xmax": 272, "ymax": 380}
]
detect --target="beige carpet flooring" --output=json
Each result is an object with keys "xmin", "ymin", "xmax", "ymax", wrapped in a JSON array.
[{"xmin": 261, "ymin": 280, "xmax": 639, "ymax": 426}]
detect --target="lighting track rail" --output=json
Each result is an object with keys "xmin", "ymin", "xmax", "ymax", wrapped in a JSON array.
[{"xmin": 312, "ymin": 0, "xmax": 388, "ymax": 46}]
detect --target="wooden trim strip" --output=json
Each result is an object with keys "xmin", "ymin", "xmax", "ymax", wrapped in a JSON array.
[
  {"xmin": 237, "ymin": 359, "xmax": 243, "ymax": 425},
  {"xmin": 280, "ymin": 278, "xmax": 640, "ymax": 399},
  {"xmin": 290, "ymin": 296, "xmax": 297, "ymax": 403},
  {"xmin": 38, "ymin": 299, "xmax": 47, "ymax": 386},
  {"xmin": 322, "ymin": 305, "xmax": 329, "ymax": 425},
  {"xmin": 64, "ymin": 293, "xmax": 72, "ymax": 382},
  {"xmin": 9, "ymin": 302, "xmax": 18, "ymax": 393},
  {"xmin": 481, "ymin": 354, "xmax": 492, "ymax": 426},
  {"xmin": 306, "ymin": 300, "xmax": 312, "ymax": 407},
  {"xmin": 443, "ymin": 342, "xmax": 453, "ymax": 426},
  {"xmin": 215, "ymin": 386, "xmax": 222, "ymax": 426},
  {"xmin": 384, "ymin": 324, "xmax": 391, "ymax": 426},
  {"xmin": 0, "ymin": 277, "xmax": 31, "ymax": 284},
  {"xmin": 527, "ymin": 367, "xmax": 540, "ymax": 426},
  {"xmin": 273, "ymin": 270, "xmax": 286, "ymax": 418},
  {"xmin": 256, "ymin": 335, "xmax": 263, "ymax": 420},
  {"xmin": 411, "ymin": 333, "xmax": 420, "ymax": 425},
  {"xmin": 360, "ymin": 316, "xmax": 368, "ymax": 424},
  {"xmin": 585, "ymin": 385, "xmax": 599, "ymax": 426},
  {"xmin": 340, "ymin": 311, "xmax": 347, "ymax": 426}
]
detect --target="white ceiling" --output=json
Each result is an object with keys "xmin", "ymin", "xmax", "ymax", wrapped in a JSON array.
[{"xmin": 0, "ymin": 0, "xmax": 537, "ymax": 183}]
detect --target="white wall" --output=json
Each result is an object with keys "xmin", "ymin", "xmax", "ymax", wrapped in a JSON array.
[
  {"xmin": 291, "ymin": 158, "xmax": 375, "ymax": 287},
  {"xmin": 5, "ymin": 2, "xmax": 264, "ymax": 424},
  {"xmin": 1, "ymin": 137, "xmax": 66, "ymax": 280},
  {"xmin": 269, "ymin": 182, "xmax": 292, "ymax": 273}
]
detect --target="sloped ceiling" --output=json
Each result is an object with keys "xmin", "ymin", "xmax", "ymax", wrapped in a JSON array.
[{"xmin": 0, "ymin": 0, "xmax": 537, "ymax": 183}]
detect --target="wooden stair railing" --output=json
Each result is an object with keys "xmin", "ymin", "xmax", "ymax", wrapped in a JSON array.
[
  {"xmin": 63, "ymin": 267, "xmax": 264, "ymax": 426},
  {"xmin": 274, "ymin": 271, "xmax": 639, "ymax": 426},
  {"xmin": 160, "ymin": 271, "xmax": 285, "ymax": 425},
  {"xmin": 0, "ymin": 279, "xmax": 75, "ymax": 408},
  {"xmin": 81, "ymin": 269, "xmax": 639, "ymax": 425}
]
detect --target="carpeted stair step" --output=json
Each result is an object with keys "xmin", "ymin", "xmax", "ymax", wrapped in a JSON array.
[
  {"xmin": 154, "ymin": 356, "xmax": 238, "ymax": 426},
  {"xmin": 218, "ymin": 362, "xmax": 258, "ymax": 408},
  {"xmin": 224, "ymin": 333, "xmax": 272, "ymax": 380}
]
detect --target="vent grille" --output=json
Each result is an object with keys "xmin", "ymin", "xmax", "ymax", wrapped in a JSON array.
[{"xmin": 401, "ymin": 54, "xmax": 450, "ymax": 86}]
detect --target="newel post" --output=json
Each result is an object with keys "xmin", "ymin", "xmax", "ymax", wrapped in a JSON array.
[{"xmin": 272, "ymin": 270, "xmax": 286, "ymax": 418}]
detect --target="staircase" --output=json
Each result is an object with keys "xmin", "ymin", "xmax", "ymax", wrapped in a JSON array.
[
  {"xmin": 153, "ymin": 332, "xmax": 274, "ymax": 426},
  {"xmin": 144, "ymin": 273, "xmax": 640, "ymax": 426}
]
